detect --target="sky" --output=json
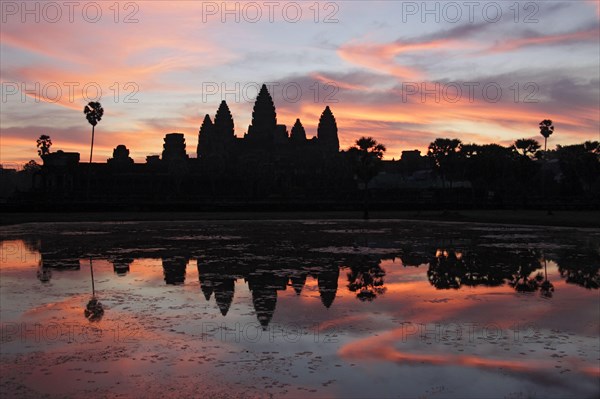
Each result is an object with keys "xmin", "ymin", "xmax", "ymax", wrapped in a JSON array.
[{"xmin": 1, "ymin": 0, "xmax": 599, "ymax": 166}]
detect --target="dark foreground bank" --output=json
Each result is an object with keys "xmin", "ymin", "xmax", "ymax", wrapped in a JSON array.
[{"xmin": 1, "ymin": 210, "xmax": 598, "ymax": 228}]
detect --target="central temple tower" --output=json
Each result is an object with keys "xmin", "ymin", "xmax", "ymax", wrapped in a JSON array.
[{"xmin": 246, "ymin": 84, "xmax": 287, "ymax": 144}]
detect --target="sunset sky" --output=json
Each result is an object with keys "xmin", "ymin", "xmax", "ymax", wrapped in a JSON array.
[{"xmin": 1, "ymin": 0, "xmax": 599, "ymax": 166}]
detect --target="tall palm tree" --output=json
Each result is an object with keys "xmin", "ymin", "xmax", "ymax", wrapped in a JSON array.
[
  {"xmin": 84, "ymin": 102, "xmax": 103, "ymax": 198},
  {"xmin": 539, "ymin": 119, "xmax": 554, "ymax": 152},
  {"xmin": 539, "ymin": 119, "xmax": 554, "ymax": 213},
  {"xmin": 84, "ymin": 102, "xmax": 104, "ymax": 164}
]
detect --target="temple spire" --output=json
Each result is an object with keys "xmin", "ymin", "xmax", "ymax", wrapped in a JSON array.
[
  {"xmin": 251, "ymin": 84, "xmax": 277, "ymax": 135},
  {"xmin": 317, "ymin": 106, "xmax": 339, "ymax": 152},
  {"xmin": 197, "ymin": 114, "xmax": 214, "ymax": 157},
  {"xmin": 214, "ymin": 100, "xmax": 234, "ymax": 138},
  {"xmin": 290, "ymin": 118, "xmax": 306, "ymax": 142},
  {"xmin": 214, "ymin": 279, "xmax": 235, "ymax": 316}
]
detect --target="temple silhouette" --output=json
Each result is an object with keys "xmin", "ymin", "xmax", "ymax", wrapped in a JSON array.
[
  {"xmin": 22, "ymin": 84, "xmax": 351, "ymax": 206},
  {"xmin": 198, "ymin": 84, "xmax": 340, "ymax": 157},
  {"xmin": 2, "ymin": 84, "xmax": 599, "ymax": 210}
]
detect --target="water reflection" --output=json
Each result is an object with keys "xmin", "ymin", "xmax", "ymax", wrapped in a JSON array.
[
  {"xmin": 540, "ymin": 259, "xmax": 555, "ymax": 298},
  {"xmin": 1, "ymin": 222, "xmax": 598, "ymax": 398},
  {"xmin": 84, "ymin": 257, "xmax": 104, "ymax": 322},
  {"xmin": 162, "ymin": 256, "xmax": 187, "ymax": 285},
  {"xmin": 346, "ymin": 255, "xmax": 386, "ymax": 301},
  {"xmin": 36, "ymin": 259, "xmax": 51, "ymax": 283},
  {"xmin": 84, "ymin": 297, "xmax": 104, "ymax": 322},
  {"xmin": 113, "ymin": 257, "xmax": 132, "ymax": 276},
  {"xmin": 14, "ymin": 227, "xmax": 599, "ymax": 327}
]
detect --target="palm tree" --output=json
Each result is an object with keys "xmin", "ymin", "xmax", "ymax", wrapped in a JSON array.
[
  {"xmin": 539, "ymin": 120, "xmax": 554, "ymax": 213},
  {"xmin": 539, "ymin": 119, "xmax": 554, "ymax": 152},
  {"xmin": 84, "ymin": 102, "xmax": 104, "ymax": 164},
  {"xmin": 348, "ymin": 137, "xmax": 386, "ymax": 219},
  {"xmin": 36, "ymin": 135, "xmax": 52, "ymax": 158},
  {"xmin": 84, "ymin": 102, "xmax": 103, "ymax": 198}
]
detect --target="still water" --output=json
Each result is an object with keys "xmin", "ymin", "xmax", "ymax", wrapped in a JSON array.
[{"xmin": 1, "ymin": 220, "xmax": 598, "ymax": 398}]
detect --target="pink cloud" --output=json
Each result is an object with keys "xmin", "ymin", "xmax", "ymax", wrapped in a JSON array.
[
  {"xmin": 337, "ymin": 38, "xmax": 466, "ymax": 80},
  {"xmin": 487, "ymin": 28, "xmax": 599, "ymax": 54}
]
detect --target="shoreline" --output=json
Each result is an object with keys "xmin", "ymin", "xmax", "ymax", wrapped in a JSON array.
[{"xmin": 1, "ymin": 210, "xmax": 598, "ymax": 228}]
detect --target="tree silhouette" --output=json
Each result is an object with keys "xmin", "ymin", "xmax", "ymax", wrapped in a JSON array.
[
  {"xmin": 84, "ymin": 102, "xmax": 104, "ymax": 198},
  {"xmin": 427, "ymin": 138, "xmax": 462, "ymax": 188},
  {"xmin": 427, "ymin": 249, "xmax": 465, "ymax": 289},
  {"xmin": 538, "ymin": 120, "xmax": 555, "ymax": 213},
  {"xmin": 584, "ymin": 140, "xmax": 600, "ymax": 155},
  {"xmin": 36, "ymin": 135, "xmax": 52, "ymax": 158},
  {"xmin": 554, "ymin": 245, "xmax": 600, "ymax": 290},
  {"xmin": 511, "ymin": 139, "xmax": 541, "ymax": 207},
  {"xmin": 555, "ymin": 141, "xmax": 600, "ymax": 196},
  {"xmin": 346, "ymin": 258, "xmax": 386, "ymax": 301},
  {"xmin": 513, "ymin": 138, "xmax": 541, "ymax": 158},
  {"xmin": 23, "ymin": 160, "xmax": 40, "ymax": 172},
  {"xmin": 462, "ymin": 144, "xmax": 513, "ymax": 204},
  {"xmin": 508, "ymin": 250, "xmax": 543, "ymax": 292},
  {"xmin": 84, "ymin": 102, "xmax": 104, "ymax": 164},
  {"xmin": 539, "ymin": 119, "xmax": 554, "ymax": 152},
  {"xmin": 348, "ymin": 137, "xmax": 386, "ymax": 219}
]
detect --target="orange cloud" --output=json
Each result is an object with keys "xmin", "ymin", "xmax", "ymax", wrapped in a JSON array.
[
  {"xmin": 487, "ymin": 28, "xmax": 600, "ymax": 54},
  {"xmin": 337, "ymin": 38, "xmax": 464, "ymax": 80}
]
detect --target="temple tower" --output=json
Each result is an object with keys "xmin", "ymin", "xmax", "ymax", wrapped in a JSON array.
[
  {"xmin": 162, "ymin": 133, "xmax": 188, "ymax": 162},
  {"xmin": 247, "ymin": 84, "xmax": 278, "ymax": 142},
  {"xmin": 317, "ymin": 106, "xmax": 339, "ymax": 152},
  {"xmin": 108, "ymin": 144, "xmax": 133, "ymax": 165},
  {"xmin": 197, "ymin": 114, "xmax": 214, "ymax": 158},
  {"xmin": 290, "ymin": 119, "xmax": 307, "ymax": 143},
  {"xmin": 214, "ymin": 100, "xmax": 235, "ymax": 138}
]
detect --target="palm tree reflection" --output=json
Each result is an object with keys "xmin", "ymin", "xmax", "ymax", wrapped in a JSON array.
[
  {"xmin": 84, "ymin": 257, "xmax": 104, "ymax": 322},
  {"xmin": 539, "ymin": 258, "xmax": 554, "ymax": 298}
]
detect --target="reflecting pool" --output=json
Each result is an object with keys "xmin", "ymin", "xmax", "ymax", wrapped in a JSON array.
[{"xmin": 1, "ymin": 220, "xmax": 598, "ymax": 398}]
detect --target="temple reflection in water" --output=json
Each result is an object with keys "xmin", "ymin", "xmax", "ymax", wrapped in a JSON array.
[
  {"xmin": 20, "ymin": 224, "xmax": 599, "ymax": 328},
  {"xmin": 3, "ymin": 220, "xmax": 599, "ymax": 399}
]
